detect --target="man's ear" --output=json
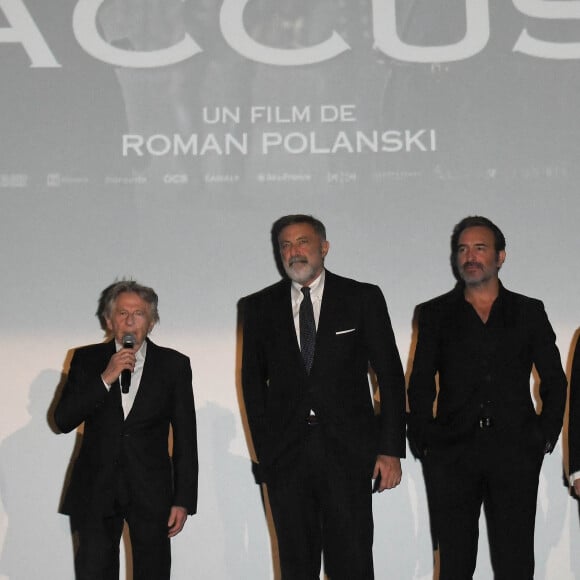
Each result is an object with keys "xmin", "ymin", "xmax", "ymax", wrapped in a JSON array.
[{"xmin": 497, "ymin": 250, "xmax": 506, "ymax": 269}]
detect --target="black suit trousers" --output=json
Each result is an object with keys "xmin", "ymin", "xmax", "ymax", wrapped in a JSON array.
[
  {"xmin": 422, "ymin": 427, "xmax": 544, "ymax": 580},
  {"xmin": 72, "ymin": 469, "xmax": 171, "ymax": 580},
  {"xmin": 266, "ymin": 424, "xmax": 374, "ymax": 580}
]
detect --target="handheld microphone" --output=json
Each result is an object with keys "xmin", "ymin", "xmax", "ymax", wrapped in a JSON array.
[{"xmin": 121, "ymin": 333, "xmax": 136, "ymax": 394}]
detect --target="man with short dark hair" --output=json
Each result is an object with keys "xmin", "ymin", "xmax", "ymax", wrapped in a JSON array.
[
  {"xmin": 55, "ymin": 281, "xmax": 198, "ymax": 580},
  {"xmin": 408, "ymin": 216, "xmax": 566, "ymax": 579},
  {"xmin": 242, "ymin": 214, "xmax": 406, "ymax": 579}
]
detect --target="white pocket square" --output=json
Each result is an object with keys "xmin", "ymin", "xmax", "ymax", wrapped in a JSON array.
[{"xmin": 335, "ymin": 328, "xmax": 356, "ymax": 335}]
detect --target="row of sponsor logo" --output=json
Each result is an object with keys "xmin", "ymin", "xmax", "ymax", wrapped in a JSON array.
[
  {"xmin": 1, "ymin": 172, "xmax": 347, "ymax": 187},
  {"xmin": 1, "ymin": 172, "xmax": 309, "ymax": 188},
  {"xmin": 2, "ymin": 172, "xmax": 327, "ymax": 187},
  {"xmin": 0, "ymin": 164, "xmax": 571, "ymax": 189}
]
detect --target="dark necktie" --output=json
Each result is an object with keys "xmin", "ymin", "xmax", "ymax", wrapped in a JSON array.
[{"xmin": 300, "ymin": 286, "xmax": 316, "ymax": 373}]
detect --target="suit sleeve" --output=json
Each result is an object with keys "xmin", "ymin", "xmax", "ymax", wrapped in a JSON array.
[
  {"xmin": 407, "ymin": 303, "xmax": 439, "ymax": 458},
  {"xmin": 240, "ymin": 295, "xmax": 268, "ymax": 465},
  {"xmin": 569, "ymin": 337, "xmax": 580, "ymax": 474},
  {"xmin": 170, "ymin": 355, "xmax": 198, "ymax": 514},
  {"xmin": 364, "ymin": 285, "xmax": 406, "ymax": 458},
  {"xmin": 531, "ymin": 301, "xmax": 567, "ymax": 452},
  {"xmin": 54, "ymin": 349, "xmax": 110, "ymax": 434}
]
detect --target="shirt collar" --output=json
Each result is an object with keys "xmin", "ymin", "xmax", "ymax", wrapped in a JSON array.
[
  {"xmin": 291, "ymin": 269, "xmax": 325, "ymax": 302},
  {"xmin": 454, "ymin": 279, "xmax": 505, "ymax": 300},
  {"xmin": 114, "ymin": 338, "xmax": 148, "ymax": 362}
]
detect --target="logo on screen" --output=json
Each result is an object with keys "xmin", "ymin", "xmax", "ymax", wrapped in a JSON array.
[
  {"xmin": 163, "ymin": 174, "xmax": 189, "ymax": 185},
  {"xmin": 47, "ymin": 174, "xmax": 61, "ymax": 187},
  {"xmin": 0, "ymin": 174, "xmax": 28, "ymax": 188}
]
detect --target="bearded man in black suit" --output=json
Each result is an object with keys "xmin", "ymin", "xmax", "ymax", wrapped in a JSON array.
[
  {"xmin": 408, "ymin": 216, "xmax": 566, "ymax": 580},
  {"xmin": 55, "ymin": 281, "xmax": 198, "ymax": 580},
  {"xmin": 241, "ymin": 214, "xmax": 406, "ymax": 579}
]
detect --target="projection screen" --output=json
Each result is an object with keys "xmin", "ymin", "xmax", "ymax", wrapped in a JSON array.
[{"xmin": 1, "ymin": 1, "xmax": 580, "ymax": 578}]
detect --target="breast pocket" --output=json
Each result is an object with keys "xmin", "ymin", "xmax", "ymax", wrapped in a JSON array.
[
  {"xmin": 335, "ymin": 328, "xmax": 356, "ymax": 336},
  {"xmin": 331, "ymin": 328, "xmax": 358, "ymax": 361}
]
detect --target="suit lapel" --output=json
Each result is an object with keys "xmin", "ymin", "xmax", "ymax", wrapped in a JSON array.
[
  {"xmin": 311, "ymin": 271, "xmax": 343, "ymax": 374},
  {"xmin": 273, "ymin": 278, "xmax": 307, "ymax": 372},
  {"xmin": 317, "ymin": 271, "xmax": 341, "ymax": 339},
  {"xmin": 124, "ymin": 338, "xmax": 157, "ymax": 423},
  {"xmin": 275, "ymin": 278, "xmax": 299, "ymax": 341},
  {"xmin": 100, "ymin": 341, "xmax": 122, "ymax": 406}
]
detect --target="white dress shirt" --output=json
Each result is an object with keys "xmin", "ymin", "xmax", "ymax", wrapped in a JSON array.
[
  {"xmin": 291, "ymin": 269, "xmax": 325, "ymax": 347},
  {"xmin": 291, "ymin": 270, "xmax": 324, "ymax": 418},
  {"xmin": 102, "ymin": 340, "xmax": 147, "ymax": 419}
]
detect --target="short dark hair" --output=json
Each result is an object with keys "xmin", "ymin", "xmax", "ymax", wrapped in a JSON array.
[
  {"xmin": 451, "ymin": 215, "xmax": 506, "ymax": 255},
  {"xmin": 96, "ymin": 280, "xmax": 159, "ymax": 330},
  {"xmin": 271, "ymin": 214, "xmax": 327, "ymax": 245}
]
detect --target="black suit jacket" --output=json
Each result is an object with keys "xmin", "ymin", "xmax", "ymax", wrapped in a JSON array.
[
  {"xmin": 568, "ymin": 337, "xmax": 580, "ymax": 475},
  {"xmin": 55, "ymin": 339, "xmax": 198, "ymax": 519},
  {"xmin": 407, "ymin": 283, "xmax": 567, "ymax": 458},
  {"xmin": 241, "ymin": 270, "xmax": 406, "ymax": 482}
]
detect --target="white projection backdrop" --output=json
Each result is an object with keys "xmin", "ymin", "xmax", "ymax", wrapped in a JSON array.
[{"xmin": 1, "ymin": 1, "xmax": 580, "ymax": 578}]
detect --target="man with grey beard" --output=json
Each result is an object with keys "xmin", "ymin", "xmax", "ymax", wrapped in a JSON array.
[{"xmin": 241, "ymin": 214, "xmax": 406, "ymax": 579}]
